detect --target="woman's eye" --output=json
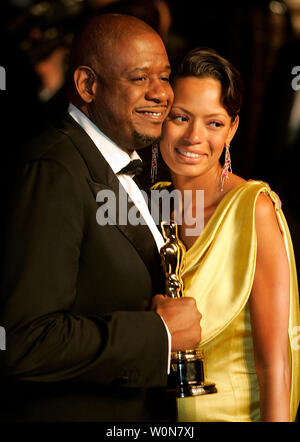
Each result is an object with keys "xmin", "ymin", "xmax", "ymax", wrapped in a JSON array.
[
  {"xmin": 171, "ymin": 115, "xmax": 188, "ymax": 122},
  {"xmin": 209, "ymin": 121, "xmax": 224, "ymax": 127}
]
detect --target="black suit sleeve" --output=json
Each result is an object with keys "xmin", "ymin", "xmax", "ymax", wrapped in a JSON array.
[{"xmin": 1, "ymin": 159, "xmax": 168, "ymax": 388}]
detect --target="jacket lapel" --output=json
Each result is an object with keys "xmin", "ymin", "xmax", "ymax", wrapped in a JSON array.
[{"xmin": 56, "ymin": 114, "xmax": 161, "ymax": 276}]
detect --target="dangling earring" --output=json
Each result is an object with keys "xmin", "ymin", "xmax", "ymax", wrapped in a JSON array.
[
  {"xmin": 151, "ymin": 143, "xmax": 159, "ymax": 183},
  {"xmin": 220, "ymin": 144, "xmax": 232, "ymax": 192}
]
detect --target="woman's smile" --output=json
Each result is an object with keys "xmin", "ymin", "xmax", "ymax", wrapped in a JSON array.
[{"xmin": 174, "ymin": 147, "xmax": 208, "ymax": 163}]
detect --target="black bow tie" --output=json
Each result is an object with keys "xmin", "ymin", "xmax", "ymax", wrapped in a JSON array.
[{"xmin": 119, "ymin": 159, "xmax": 143, "ymax": 176}]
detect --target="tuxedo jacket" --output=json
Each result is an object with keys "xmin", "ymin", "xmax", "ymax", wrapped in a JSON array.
[{"xmin": 0, "ymin": 115, "xmax": 169, "ymax": 422}]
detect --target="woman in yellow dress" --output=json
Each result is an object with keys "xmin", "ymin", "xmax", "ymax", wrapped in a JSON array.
[{"xmin": 158, "ymin": 48, "xmax": 300, "ymax": 421}]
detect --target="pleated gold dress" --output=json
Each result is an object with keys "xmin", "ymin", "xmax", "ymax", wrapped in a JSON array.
[{"xmin": 175, "ymin": 180, "xmax": 300, "ymax": 422}]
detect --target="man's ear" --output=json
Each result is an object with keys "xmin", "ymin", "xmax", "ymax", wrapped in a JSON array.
[{"xmin": 73, "ymin": 66, "xmax": 97, "ymax": 103}]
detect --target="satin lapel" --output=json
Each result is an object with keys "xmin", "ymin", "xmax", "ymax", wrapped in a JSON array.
[{"xmin": 57, "ymin": 115, "xmax": 160, "ymax": 274}]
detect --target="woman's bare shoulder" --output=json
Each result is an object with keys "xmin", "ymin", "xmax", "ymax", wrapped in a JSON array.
[{"xmin": 224, "ymin": 173, "xmax": 247, "ymax": 193}]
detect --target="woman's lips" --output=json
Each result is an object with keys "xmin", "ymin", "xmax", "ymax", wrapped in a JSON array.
[{"xmin": 175, "ymin": 147, "xmax": 207, "ymax": 163}]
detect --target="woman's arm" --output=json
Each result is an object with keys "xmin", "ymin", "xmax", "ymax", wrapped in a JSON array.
[{"xmin": 249, "ymin": 193, "xmax": 290, "ymax": 422}]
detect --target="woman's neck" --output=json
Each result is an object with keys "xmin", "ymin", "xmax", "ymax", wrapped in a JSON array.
[
  {"xmin": 170, "ymin": 164, "xmax": 232, "ymax": 249},
  {"xmin": 171, "ymin": 164, "xmax": 223, "ymax": 210}
]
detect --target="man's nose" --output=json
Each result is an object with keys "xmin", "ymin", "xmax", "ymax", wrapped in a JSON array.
[{"xmin": 145, "ymin": 77, "xmax": 170, "ymax": 102}]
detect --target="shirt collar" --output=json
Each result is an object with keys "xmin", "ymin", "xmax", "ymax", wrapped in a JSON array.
[{"xmin": 68, "ymin": 103, "xmax": 141, "ymax": 174}]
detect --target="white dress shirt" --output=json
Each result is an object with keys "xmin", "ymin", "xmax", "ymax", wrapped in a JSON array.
[
  {"xmin": 68, "ymin": 103, "xmax": 171, "ymax": 372},
  {"xmin": 68, "ymin": 103, "xmax": 164, "ymax": 250}
]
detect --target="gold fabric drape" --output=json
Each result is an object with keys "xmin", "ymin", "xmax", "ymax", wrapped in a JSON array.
[{"xmin": 175, "ymin": 180, "xmax": 300, "ymax": 421}]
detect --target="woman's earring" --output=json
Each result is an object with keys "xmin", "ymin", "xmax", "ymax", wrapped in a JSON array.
[
  {"xmin": 151, "ymin": 143, "xmax": 159, "ymax": 183},
  {"xmin": 220, "ymin": 144, "xmax": 232, "ymax": 192}
]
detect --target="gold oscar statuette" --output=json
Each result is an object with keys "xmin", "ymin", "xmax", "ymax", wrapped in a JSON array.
[{"xmin": 160, "ymin": 220, "xmax": 217, "ymax": 398}]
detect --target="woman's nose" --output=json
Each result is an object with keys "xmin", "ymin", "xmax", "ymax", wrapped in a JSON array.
[{"xmin": 183, "ymin": 121, "xmax": 204, "ymax": 145}]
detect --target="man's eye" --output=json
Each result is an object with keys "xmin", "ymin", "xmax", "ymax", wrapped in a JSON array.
[
  {"xmin": 132, "ymin": 77, "xmax": 147, "ymax": 82},
  {"xmin": 160, "ymin": 76, "xmax": 170, "ymax": 82}
]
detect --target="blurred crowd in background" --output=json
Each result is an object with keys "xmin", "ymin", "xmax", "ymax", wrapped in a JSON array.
[{"xmin": 0, "ymin": 0, "xmax": 299, "ymax": 269}]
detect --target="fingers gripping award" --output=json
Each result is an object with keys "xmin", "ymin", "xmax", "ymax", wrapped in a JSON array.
[{"xmin": 160, "ymin": 221, "xmax": 217, "ymax": 398}]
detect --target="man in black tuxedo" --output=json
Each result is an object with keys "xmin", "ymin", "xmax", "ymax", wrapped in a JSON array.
[{"xmin": 0, "ymin": 14, "xmax": 202, "ymax": 421}]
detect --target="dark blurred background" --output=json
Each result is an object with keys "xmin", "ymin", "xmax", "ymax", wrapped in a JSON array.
[
  {"xmin": 0, "ymin": 0, "xmax": 299, "ymax": 419},
  {"xmin": 1, "ymin": 0, "xmax": 299, "ymax": 239},
  {"xmin": 3, "ymin": 1, "xmax": 299, "ymax": 268}
]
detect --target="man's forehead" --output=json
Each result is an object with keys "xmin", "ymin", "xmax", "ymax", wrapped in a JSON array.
[
  {"xmin": 111, "ymin": 29, "xmax": 166, "ymax": 54},
  {"xmin": 108, "ymin": 34, "xmax": 170, "ymax": 72}
]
